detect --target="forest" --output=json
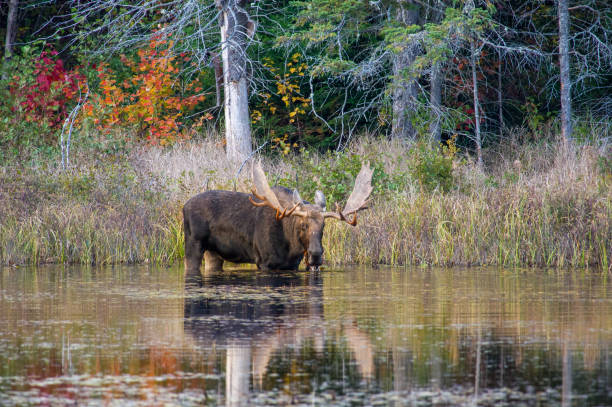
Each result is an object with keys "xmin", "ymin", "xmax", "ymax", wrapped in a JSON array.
[{"xmin": 0, "ymin": 0, "xmax": 610, "ymax": 270}]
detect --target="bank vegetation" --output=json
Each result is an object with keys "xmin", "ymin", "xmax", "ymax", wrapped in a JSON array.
[{"xmin": 1, "ymin": 126, "xmax": 610, "ymax": 272}]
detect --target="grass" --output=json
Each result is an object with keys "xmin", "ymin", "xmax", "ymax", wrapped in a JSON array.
[{"xmin": 0, "ymin": 129, "xmax": 610, "ymax": 271}]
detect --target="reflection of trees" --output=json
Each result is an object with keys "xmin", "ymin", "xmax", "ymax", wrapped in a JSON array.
[
  {"xmin": 1, "ymin": 266, "xmax": 610, "ymax": 404},
  {"xmin": 323, "ymin": 268, "xmax": 612, "ymax": 394}
]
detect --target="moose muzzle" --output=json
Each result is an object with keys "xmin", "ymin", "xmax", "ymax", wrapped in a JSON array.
[{"xmin": 306, "ymin": 241, "xmax": 323, "ymax": 272}]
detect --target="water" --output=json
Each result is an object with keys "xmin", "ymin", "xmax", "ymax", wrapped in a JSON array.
[{"xmin": 0, "ymin": 265, "xmax": 610, "ymax": 406}]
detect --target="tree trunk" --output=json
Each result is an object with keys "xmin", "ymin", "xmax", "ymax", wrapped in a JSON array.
[
  {"xmin": 469, "ymin": 37, "xmax": 483, "ymax": 168},
  {"xmin": 557, "ymin": 0, "xmax": 572, "ymax": 142},
  {"xmin": 498, "ymin": 50, "xmax": 503, "ymax": 139},
  {"xmin": 226, "ymin": 343, "xmax": 251, "ymax": 406},
  {"xmin": 209, "ymin": 51, "xmax": 223, "ymax": 107},
  {"xmin": 217, "ymin": 0, "xmax": 253, "ymax": 163},
  {"xmin": 3, "ymin": 0, "xmax": 19, "ymax": 80},
  {"xmin": 391, "ymin": 0, "xmax": 420, "ymax": 140},
  {"xmin": 4, "ymin": 0, "xmax": 18, "ymax": 59},
  {"xmin": 429, "ymin": 63, "xmax": 442, "ymax": 143},
  {"xmin": 429, "ymin": 1, "xmax": 443, "ymax": 143}
]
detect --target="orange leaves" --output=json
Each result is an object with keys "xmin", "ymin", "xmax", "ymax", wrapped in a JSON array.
[{"xmin": 83, "ymin": 35, "xmax": 207, "ymax": 145}]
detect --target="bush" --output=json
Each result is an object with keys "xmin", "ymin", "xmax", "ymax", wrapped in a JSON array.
[
  {"xmin": 0, "ymin": 46, "xmax": 84, "ymax": 159},
  {"xmin": 279, "ymin": 149, "xmax": 390, "ymax": 206},
  {"xmin": 409, "ymin": 138, "xmax": 457, "ymax": 192}
]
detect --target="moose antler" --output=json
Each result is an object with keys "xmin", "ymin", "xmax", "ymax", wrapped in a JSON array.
[
  {"xmin": 323, "ymin": 162, "xmax": 373, "ymax": 226},
  {"xmin": 249, "ymin": 161, "xmax": 307, "ymax": 220}
]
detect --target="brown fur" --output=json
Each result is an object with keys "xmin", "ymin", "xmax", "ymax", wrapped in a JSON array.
[{"xmin": 183, "ymin": 186, "xmax": 324, "ymax": 277}]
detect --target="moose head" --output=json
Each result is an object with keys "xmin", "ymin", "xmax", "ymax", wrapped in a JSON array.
[{"xmin": 248, "ymin": 161, "xmax": 373, "ymax": 271}]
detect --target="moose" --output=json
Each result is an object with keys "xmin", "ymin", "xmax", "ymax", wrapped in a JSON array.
[{"xmin": 182, "ymin": 161, "xmax": 373, "ymax": 278}]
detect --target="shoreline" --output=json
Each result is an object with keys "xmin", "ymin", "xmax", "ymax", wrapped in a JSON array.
[{"xmin": 1, "ymin": 139, "xmax": 610, "ymax": 271}]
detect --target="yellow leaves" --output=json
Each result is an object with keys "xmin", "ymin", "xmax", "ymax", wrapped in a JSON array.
[
  {"xmin": 251, "ymin": 109, "xmax": 262, "ymax": 123},
  {"xmin": 252, "ymin": 52, "xmax": 311, "ymax": 133},
  {"xmin": 271, "ymin": 134, "xmax": 295, "ymax": 155}
]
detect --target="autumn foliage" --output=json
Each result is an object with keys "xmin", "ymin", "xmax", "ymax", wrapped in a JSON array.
[
  {"xmin": 10, "ymin": 48, "xmax": 84, "ymax": 132},
  {"xmin": 83, "ymin": 36, "xmax": 206, "ymax": 145}
]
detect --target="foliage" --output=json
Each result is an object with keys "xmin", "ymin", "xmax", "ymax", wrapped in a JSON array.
[
  {"xmin": 0, "ymin": 46, "xmax": 84, "ymax": 158},
  {"xmin": 12, "ymin": 47, "xmax": 84, "ymax": 130},
  {"xmin": 520, "ymin": 97, "xmax": 555, "ymax": 136},
  {"xmin": 279, "ymin": 148, "xmax": 394, "ymax": 206},
  {"xmin": 82, "ymin": 35, "xmax": 206, "ymax": 145},
  {"xmin": 251, "ymin": 53, "xmax": 310, "ymax": 150},
  {"xmin": 409, "ymin": 137, "xmax": 458, "ymax": 193}
]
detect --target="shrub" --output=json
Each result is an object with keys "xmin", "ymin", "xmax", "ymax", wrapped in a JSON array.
[
  {"xmin": 409, "ymin": 138, "xmax": 457, "ymax": 192},
  {"xmin": 11, "ymin": 47, "xmax": 84, "ymax": 132},
  {"xmin": 0, "ymin": 46, "xmax": 84, "ymax": 158},
  {"xmin": 279, "ymin": 149, "xmax": 391, "ymax": 206},
  {"xmin": 82, "ymin": 35, "xmax": 207, "ymax": 145}
]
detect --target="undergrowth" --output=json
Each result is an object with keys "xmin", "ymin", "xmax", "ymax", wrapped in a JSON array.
[{"xmin": 0, "ymin": 129, "xmax": 610, "ymax": 271}]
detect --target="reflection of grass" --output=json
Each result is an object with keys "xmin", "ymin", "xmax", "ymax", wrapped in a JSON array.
[
  {"xmin": 1, "ymin": 135, "xmax": 610, "ymax": 269},
  {"xmin": 1, "ymin": 265, "xmax": 609, "ymax": 404},
  {"xmin": 323, "ymin": 268, "xmax": 612, "ymax": 375}
]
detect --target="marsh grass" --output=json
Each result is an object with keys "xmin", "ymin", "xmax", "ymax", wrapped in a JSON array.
[{"xmin": 1, "ymin": 130, "xmax": 610, "ymax": 270}]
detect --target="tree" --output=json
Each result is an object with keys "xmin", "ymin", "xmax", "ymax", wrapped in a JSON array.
[
  {"xmin": 48, "ymin": 0, "xmax": 258, "ymax": 162},
  {"xmin": 557, "ymin": 0, "xmax": 572, "ymax": 142},
  {"xmin": 391, "ymin": 1, "xmax": 421, "ymax": 140},
  {"xmin": 2, "ymin": 0, "xmax": 19, "ymax": 79},
  {"xmin": 4, "ymin": 0, "xmax": 18, "ymax": 59},
  {"xmin": 428, "ymin": 0, "xmax": 445, "ymax": 143},
  {"xmin": 217, "ymin": 0, "xmax": 254, "ymax": 162}
]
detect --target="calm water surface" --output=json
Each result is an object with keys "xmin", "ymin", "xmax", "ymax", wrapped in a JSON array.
[{"xmin": 0, "ymin": 266, "xmax": 610, "ymax": 406}]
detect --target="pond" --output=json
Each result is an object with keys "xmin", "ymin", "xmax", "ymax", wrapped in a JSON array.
[{"xmin": 0, "ymin": 265, "xmax": 610, "ymax": 406}]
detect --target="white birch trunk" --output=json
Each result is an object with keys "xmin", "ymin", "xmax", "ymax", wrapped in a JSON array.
[
  {"xmin": 223, "ymin": 70, "xmax": 252, "ymax": 163},
  {"xmin": 557, "ymin": 0, "xmax": 572, "ymax": 142},
  {"xmin": 225, "ymin": 343, "xmax": 251, "ymax": 407},
  {"xmin": 218, "ymin": 0, "xmax": 253, "ymax": 163},
  {"xmin": 429, "ymin": 63, "xmax": 442, "ymax": 143},
  {"xmin": 470, "ymin": 37, "xmax": 483, "ymax": 168}
]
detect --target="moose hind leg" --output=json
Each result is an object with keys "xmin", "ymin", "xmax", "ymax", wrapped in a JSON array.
[
  {"xmin": 185, "ymin": 234, "xmax": 205, "ymax": 279},
  {"xmin": 204, "ymin": 251, "xmax": 224, "ymax": 272}
]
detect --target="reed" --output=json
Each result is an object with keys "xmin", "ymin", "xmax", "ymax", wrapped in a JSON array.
[{"xmin": 1, "ymin": 131, "xmax": 610, "ymax": 270}]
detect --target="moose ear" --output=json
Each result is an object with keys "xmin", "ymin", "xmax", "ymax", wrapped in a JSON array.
[
  {"xmin": 314, "ymin": 190, "xmax": 326, "ymax": 210},
  {"xmin": 292, "ymin": 189, "xmax": 303, "ymax": 205}
]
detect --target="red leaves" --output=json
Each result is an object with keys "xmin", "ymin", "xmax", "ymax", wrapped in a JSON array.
[{"xmin": 11, "ymin": 49, "xmax": 85, "ymax": 130}]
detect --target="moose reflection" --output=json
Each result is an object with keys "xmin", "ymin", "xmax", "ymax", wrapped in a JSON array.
[
  {"xmin": 183, "ymin": 162, "xmax": 373, "ymax": 278},
  {"xmin": 183, "ymin": 271, "xmax": 374, "ymax": 406}
]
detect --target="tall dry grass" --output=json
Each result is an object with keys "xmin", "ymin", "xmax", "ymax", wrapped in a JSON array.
[
  {"xmin": 325, "ymin": 139, "xmax": 611, "ymax": 270},
  {"xmin": 1, "ymin": 130, "xmax": 610, "ymax": 270}
]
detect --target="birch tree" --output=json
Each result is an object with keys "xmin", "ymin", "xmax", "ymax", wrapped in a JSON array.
[
  {"xmin": 217, "ymin": 0, "xmax": 254, "ymax": 162},
  {"xmin": 47, "ymin": 0, "xmax": 258, "ymax": 162},
  {"xmin": 557, "ymin": 0, "xmax": 572, "ymax": 142},
  {"xmin": 4, "ymin": 0, "xmax": 19, "ymax": 59}
]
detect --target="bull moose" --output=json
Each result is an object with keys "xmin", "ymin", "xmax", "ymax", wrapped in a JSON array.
[{"xmin": 182, "ymin": 161, "xmax": 373, "ymax": 278}]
